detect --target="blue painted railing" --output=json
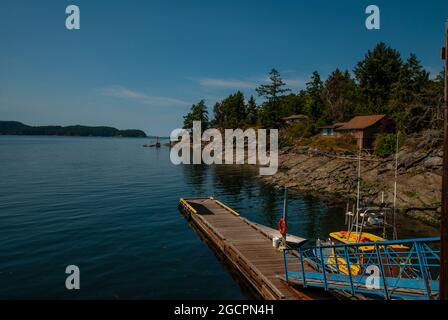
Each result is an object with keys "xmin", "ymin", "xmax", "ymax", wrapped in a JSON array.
[{"xmin": 283, "ymin": 237, "xmax": 440, "ymax": 300}]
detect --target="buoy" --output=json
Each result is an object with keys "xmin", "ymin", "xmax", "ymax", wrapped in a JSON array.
[{"xmin": 277, "ymin": 218, "xmax": 287, "ymax": 237}]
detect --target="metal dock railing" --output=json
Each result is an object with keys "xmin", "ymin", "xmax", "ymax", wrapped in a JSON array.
[{"xmin": 283, "ymin": 237, "xmax": 440, "ymax": 300}]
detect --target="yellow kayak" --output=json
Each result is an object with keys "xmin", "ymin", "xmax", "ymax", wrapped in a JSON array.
[{"xmin": 324, "ymin": 231, "xmax": 410, "ymax": 276}]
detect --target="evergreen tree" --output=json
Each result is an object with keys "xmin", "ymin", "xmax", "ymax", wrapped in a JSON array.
[
  {"xmin": 390, "ymin": 54, "xmax": 431, "ymax": 132},
  {"xmin": 279, "ymin": 93, "xmax": 306, "ymax": 118},
  {"xmin": 216, "ymin": 91, "xmax": 246, "ymax": 128},
  {"xmin": 212, "ymin": 101, "xmax": 225, "ymax": 128},
  {"xmin": 256, "ymin": 68, "xmax": 291, "ymax": 128},
  {"xmin": 391, "ymin": 54, "xmax": 429, "ymax": 107},
  {"xmin": 322, "ymin": 69, "xmax": 358, "ymax": 122},
  {"xmin": 304, "ymin": 71, "xmax": 325, "ymax": 121},
  {"xmin": 246, "ymin": 96, "xmax": 258, "ymax": 125},
  {"xmin": 406, "ymin": 54, "xmax": 430, "ymax": 89},
  {"xmin": 256, "ymin": 68, "xmax": 291, "ymax": 102},
  {"xmin": 354, "ymin": 42, "xmax": 403, "ymax": 114},
  {"xmin": 183, "ymin": 100, "xmax": 209, "ymax": 132}
]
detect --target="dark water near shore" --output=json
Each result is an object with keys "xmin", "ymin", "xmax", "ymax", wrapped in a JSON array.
[{"xmin": 0, "ymin": 136, "xmax": 437, "ymax": 299}]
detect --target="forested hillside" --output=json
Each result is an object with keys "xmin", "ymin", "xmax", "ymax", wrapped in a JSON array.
[
  {"xmin": 182, "ymin": 43, "xmax": 445, "ymax": 149},
  {"xmin": 0, "ymin": 121, "xmax": 147, "ymax": 137}
]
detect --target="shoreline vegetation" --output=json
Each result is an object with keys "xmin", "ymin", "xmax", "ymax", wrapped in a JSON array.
[
  {"xmin": 0, "ymin": 121, "xmax": 147, "ymax": 138},
  {"xmin": 180, "ymin": 42, "xmax": 445, "ymax": 227}
]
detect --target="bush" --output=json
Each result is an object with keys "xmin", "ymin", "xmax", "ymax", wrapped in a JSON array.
[
  {"xmin": 306, "ymin": 135, "xmax": 358, "ymax": 152},
  {"xmin": 281, "ymin": 121, "xmax": 317, "ymax": 144},
  {"xmin": 279, "ymin": 122, "xmax": 310, "ymax": 148},
  {"xmin": 374, "ymin": 133, "xmax": 405, "ymax": 158}
]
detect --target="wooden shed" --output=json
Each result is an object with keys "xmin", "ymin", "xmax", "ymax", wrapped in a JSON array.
[{"xmin": 335, "ymin": 115, "xmax": 395, "ymax": 149}]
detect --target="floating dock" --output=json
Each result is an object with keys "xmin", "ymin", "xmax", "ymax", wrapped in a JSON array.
[{"xmin": 178, "ymin": 197, "xmax": 328, "ymax": 300}]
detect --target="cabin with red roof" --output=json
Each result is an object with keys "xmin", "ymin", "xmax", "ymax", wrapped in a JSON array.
[
  {"xmin": 335, "ymin": 115, "xmax": 395, "ymax": 149},
  {"xmin": 320, "ymin": 115, "xmax": 395, "ymax": 149}
]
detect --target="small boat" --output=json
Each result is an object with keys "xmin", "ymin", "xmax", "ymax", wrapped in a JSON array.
[
  {"xmin": 143, "ymin": 136, "xmax": 161, "ymax": 148},
  {"xmin": 316, "ymin": 230, "xmax": 410, "ymax": 276},
  {"xmin": 155, "ymin": 136, "xmax": 161, "ymax": 148}
]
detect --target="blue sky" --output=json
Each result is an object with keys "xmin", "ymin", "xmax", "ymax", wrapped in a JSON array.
[{"xmin": 0, "ymin": 0, "xmax": 447, "ymax": 136}]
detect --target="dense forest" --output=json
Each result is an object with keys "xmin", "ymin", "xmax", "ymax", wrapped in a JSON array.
[
  {"xmin": 0, "ymin": 121, "xmax": 147, "ymax": 138},
  {"xmin": 182, "ymin": 43, "xmax": 445, "ymax": 152}
]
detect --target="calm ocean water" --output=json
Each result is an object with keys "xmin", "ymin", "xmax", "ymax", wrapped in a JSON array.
[{"xmin": 0, "ymin": 136, "xmax": 436, "ymax": 299}]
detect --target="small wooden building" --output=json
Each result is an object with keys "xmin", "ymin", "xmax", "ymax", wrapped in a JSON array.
[
  {"xmin": 335, "ymin": 115, "xmax": 395, "ymax": 149},
  {"xmin": 282, "ymin": 115, "xmax": 308, "ymax": 125}
]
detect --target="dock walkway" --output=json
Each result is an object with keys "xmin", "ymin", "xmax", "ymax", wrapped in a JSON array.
[{"xmin": 179, "ymin": 197, "xmax": 325, "ymax": 300}]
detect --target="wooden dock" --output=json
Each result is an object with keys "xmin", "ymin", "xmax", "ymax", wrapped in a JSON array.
[{"xmin": 178, "ymin": 197, "xmax": 329, "ymax": 300}]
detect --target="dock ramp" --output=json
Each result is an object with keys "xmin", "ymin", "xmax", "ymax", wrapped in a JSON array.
[{"xmin": 283, "ymin": 237, "xmax": 440, "ymax": 300}]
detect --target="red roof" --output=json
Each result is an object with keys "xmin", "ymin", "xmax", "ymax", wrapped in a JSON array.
[{"xmin": 337, "ymin": 115, "xmax": 387, "ymax": 130}]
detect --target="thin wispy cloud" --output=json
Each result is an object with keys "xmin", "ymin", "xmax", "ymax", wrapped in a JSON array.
[
  {"xmin": 195, "ymin": 78, "xmax": 258, "ymax": 89},
  {"xmin": 193, "ymin": 71, "xmax": 310, "ymax": 96},
  {"xmin": 194, "ymin": 75, "xmax": 309, "ymax": 91},
  {"xmin": 284, "ymin": 78, "xmax": 308, "ymax": 89},
  {"xmin": 99, "ymin": 85, "xmax": 191, "ymax": 107}
]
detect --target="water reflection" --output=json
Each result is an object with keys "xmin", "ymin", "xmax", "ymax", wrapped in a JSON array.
[
  {"xmin": 211, "ymin": 165, "xmax": 258, "ymax": 197},
  {"xmin": 182, "ymin": 164, "xmax": 209, "ymax": 195},
  {"xmin": 257, "ymin": 183, "xmax": 279, "ymax": 228}
]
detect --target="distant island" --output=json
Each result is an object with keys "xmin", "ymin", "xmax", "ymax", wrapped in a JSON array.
[{"xmin": 0, "ymin": 121, "xmax": 147, "ymax": 138}]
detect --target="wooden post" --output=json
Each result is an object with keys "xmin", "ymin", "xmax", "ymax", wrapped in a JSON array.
[{"xmin": 441, "ymin": 20, "xmax": 448, "ymax": 301}]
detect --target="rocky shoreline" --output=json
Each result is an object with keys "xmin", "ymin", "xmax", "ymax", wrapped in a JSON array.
[{"xmin": 261, "ymin": 131, "xmax": 443, "ymax": 227}]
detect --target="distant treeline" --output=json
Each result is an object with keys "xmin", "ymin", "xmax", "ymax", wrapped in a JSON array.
[
  {"xmin": 182, "ymin": 42, "xmax": 445, "ymax": 136},
  {"xmin": 0, "ymin": 121, "xmax": 147, "ymax": 137}
]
